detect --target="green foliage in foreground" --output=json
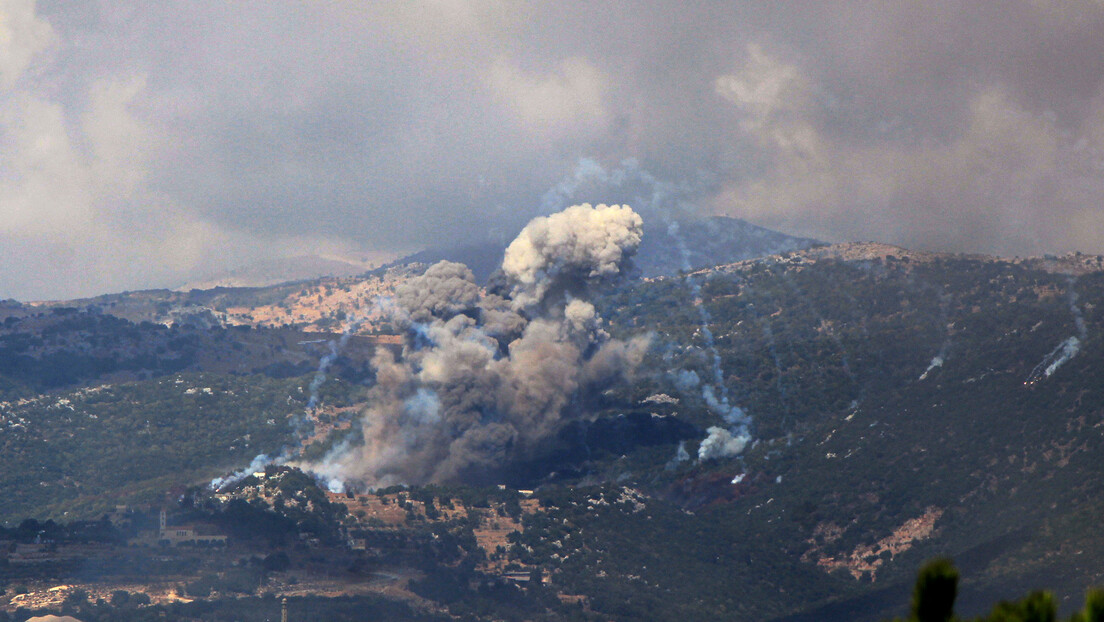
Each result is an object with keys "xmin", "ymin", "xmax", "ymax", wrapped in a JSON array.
[{"xmin": 891, "ymin": 559, "xmax": 1104, "ymax": 622}]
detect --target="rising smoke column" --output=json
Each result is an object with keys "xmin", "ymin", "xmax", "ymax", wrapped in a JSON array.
[
  {"xmin": 539, "ymin": 158, "xmax": 752, "ymax": 461},
  {"xmin": 304, "ymin": 204, "xmax": 650, "ymax": 489},
  {"xmin": 1025, "ymin": 278, "xmax": 1088, "ymax": 385}
]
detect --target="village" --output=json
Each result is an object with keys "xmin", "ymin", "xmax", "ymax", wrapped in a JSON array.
[{"xmin": 0, "ymin": 470, "xmax": 548, "ymax": 615}]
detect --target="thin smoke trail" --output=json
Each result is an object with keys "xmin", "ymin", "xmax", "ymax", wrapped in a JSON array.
[
  {"xmin": 760, "ymin": 320, "xmax": 787, "ymax": 405},
  {"xmin": 1067, "ymin": 277, "xmax": 1087, "ymax": 339},
  {"xmin": 297, "ymin": 297, "xmax": 400, "ymax": 442},
  {"xmin": 1025, "ymin": 278, "xmax": 1087, "ymax": 385},
  {"xmin": 211, "ymin": 296, "xmax": 392, "ymax": 490},
  {"xmin": 656, "ymin": 205, "xmax": 750, "ymax": 461},
  {"xmin": 919, "ymin": 292, "xmax": 953, "ymax": 381},
  {"xmin": 667, "ymin": 217, "xmax": 739, "ymax": 415},
  {"xmin": 779, "ymin": 269, "xmax": 855, "ymax": 383},
  {"xmin": 535, "ymin": 157, "xmax": 751, "ymax": 460}
]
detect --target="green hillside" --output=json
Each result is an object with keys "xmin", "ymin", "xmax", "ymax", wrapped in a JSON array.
[
  {"xmin": 1, "ymin": 246, "xmax": 1102, "ymax": 620},
  {"xmin": 580, "ymin": 249, "xmax": 1104, "ymax": 619}
]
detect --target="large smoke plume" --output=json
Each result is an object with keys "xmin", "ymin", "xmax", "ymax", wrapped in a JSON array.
[
  {"xmin": 304, "ymin": 204, "xmax": 649, "ymax": 489},
  {"xmin": 539, "ymin": 158, "xmax": 753, "ymax": 462}
]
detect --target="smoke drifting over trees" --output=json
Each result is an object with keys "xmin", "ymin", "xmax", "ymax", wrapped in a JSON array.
[{"xmin": 305, "ymin": 204, "xmax": 650, "ymax": 488}]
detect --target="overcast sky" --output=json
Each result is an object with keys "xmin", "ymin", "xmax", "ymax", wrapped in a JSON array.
[{"xmin": 4, "ymin": 1, "xmax": 1104, "ymax": 300}]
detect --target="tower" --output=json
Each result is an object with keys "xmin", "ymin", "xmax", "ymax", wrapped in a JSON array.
[
  {"xmin": 281, "ymin": 597, "xmax": 288, "ymax": 622},
  {"xmin": 159, "ymin": 508, "xmax": 166, "ymax": 533}
]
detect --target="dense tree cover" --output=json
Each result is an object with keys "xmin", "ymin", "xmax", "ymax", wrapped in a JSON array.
[
  {"xmin": 0, "ymin": 309, "xmax": 194, "ymax": 395},
  {"xmin": 0, "ymin": 306, "xmax": 376, "ymax": 399},
  {"xmin": 0, "ymin": 373, "xmax": 307, "ymax": 524},
  {"xmin": 0, "ymin": 518, "xmax": 122, "ymax": 545}
]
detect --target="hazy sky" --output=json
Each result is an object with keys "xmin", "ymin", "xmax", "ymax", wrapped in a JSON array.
[{"xmin": 4, "ymin": 1, "xmax": 1104, "ymax": 300}]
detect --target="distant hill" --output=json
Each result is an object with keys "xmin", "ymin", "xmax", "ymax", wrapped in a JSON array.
[
  {"xmin": 32, "ymin": 216, "xmax": 817, "ymax": 333},
  {"xmin": 634, "ymin": 215, "xmax": 821, "ymax": 276},
  {"xmin": 385, "ymin": 244, "xmax": 507, "ymax": 284},
  {"xmin": 177, "ymin": 253, "xmax": 392, "ymax": 290},
  {"xmin": 30, "ymin": 265, "xmax": 422, "ymax": 335},
  {"xmin": 0, "ymin": 304, "xmax": 385, "ymax": 398}
]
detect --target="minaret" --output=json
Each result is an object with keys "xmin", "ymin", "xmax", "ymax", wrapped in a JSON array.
[
  {"xmin": 159, "ymin": 508, "xmax": 167, "ymax": 536},
  {"xmin": 281, "ymin": 597, "xmax": 288, "ymax": 622}
]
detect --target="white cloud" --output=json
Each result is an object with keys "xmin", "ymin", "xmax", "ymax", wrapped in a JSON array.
[
  {"xmin": 6, "ymin": 2, "xmax": 1104, "ymax": 299},
  {"xmin": 715, "ymin": 44, "xmax": 812, "ymax": 132},
  {"xmin": 83, "ymin": 74, "xmax": 154, "ymax": 196},
  {"xmin": 488, "ymin": 56, "xmax": 608, "ymax": 134},
  {"xmin": 0, "ymin": 90, "xmax": 95, "ymax": 234},
  {"xmin": 711, "ymin": 43, "xmax": 1104, "ymax": 257},
  {"xmin": 0, "ymin": 0, "xmax": 55, "ymax": 88},
  {"xmin": 0, "ymin": 3, "xmax": 311, "ymax": 299}
]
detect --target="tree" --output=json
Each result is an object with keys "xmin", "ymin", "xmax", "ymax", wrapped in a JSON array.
[
  {"xmin": 910, "ymin": 557, "xmax": 958, "ymax": 622},
  {"xmin": 891, "ymin": 561, "xmax": 1103, "ymax": 622},
  {"xmin": 1073, "ymin": 589, "xmax": 1104, "ymax": 622},
  {"xmin": 988, "ymin": 591, "xmax": 1055, "ymax": 622}
]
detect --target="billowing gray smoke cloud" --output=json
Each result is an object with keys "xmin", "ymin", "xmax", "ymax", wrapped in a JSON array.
[
  {"xmin": 304, "ymin": 204, "xmax": 649, "ymax": 488},
  {"xmin": 394, "ymin": 261, "xmax": 481, "ymax": 323},
  {"xmin": 698, "ymin": 426, "xmax": 750, "ymax": 461},
  {"xmin": 537, "ymin": 159, "xmax": 753, "ymax": 461},
  {"xmin": 502, "ymin": 203, "xmax": 643, "ymax": 308}
]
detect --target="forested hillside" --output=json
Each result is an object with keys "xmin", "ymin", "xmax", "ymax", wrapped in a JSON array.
[{"xmin": 2, "ymin": 244, "xmax": 1102, "ymax": 620}]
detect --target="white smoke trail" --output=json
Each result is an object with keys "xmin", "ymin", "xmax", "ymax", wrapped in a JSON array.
[
  {"xmin": 298, "ymin": 319, "xmax": 364, "ymax": 437},
  {"xmin": 209, "ymin": 453, "xmax": 273, "ymax": 491},
  {"xmin": 1024, "ymin": 279, "xmax": 1087, "ymax": 385},
  {"xmin": 210, "ymin": 297, "xmax": 396, "ymax": 491},
  {"xmin": 918, "ymin": 354, "xmax": 944, "ymax": 381},
  {"xmin": 1068, "ymin": 278, "xmax": 1088, "ymax": 339},
  {"xmin": 917, "ymin": 291, "xmax": 953, "ymax": 382},
  {"xmin": 1044, "ymin": 337, "xmax": 1081, "ymax": 377},
  {"xmin": 1026, "ymin": 336, "xmax": 1082, "ymax": 385},
  {"xmin": 665, "ymin": 440, "xmax": 691, "ymax": 470},
  {"xmin": 664, "ymin": 214, "xmax": 751, "ymax": 458},
  {"xmin": 760, "ymin": 320, "xmax": 787, "ymax": 403},
  {"xmin": 669, "ymin": 216, "xmax": 751, "ymax": 442}
]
